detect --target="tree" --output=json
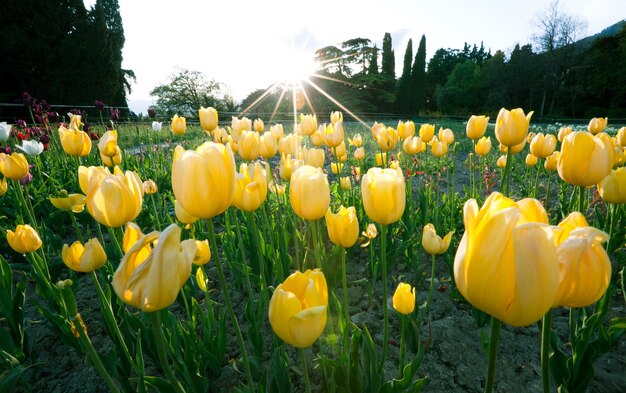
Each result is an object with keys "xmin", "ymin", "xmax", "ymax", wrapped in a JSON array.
[
  {"xmin": 435, "ymin": 61, "xmax": 483, "ymax": 114},
  {"xmin": 380, "ymin": 33, "xmax": 396, "ymax": 113},
  {"xmin": 410, "ymin": 35, "xmax": 426, "ymax": 113},
  {"xmin": 368, "ymin": 45, "xmax": 379, "ymax": 75},
  {"xmin": 341, "ymin": 38, "xmax": 374, "ymax": 75},
  {"xmin": 395, "ymin": 39, "xmax": 413, "ymax": 114},
  {"xmin": 150, "ymin": 69, "xmax": 236, "ymax": 117}
]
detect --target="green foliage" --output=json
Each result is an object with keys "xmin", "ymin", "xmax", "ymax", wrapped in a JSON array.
[
  {"xmin": 149, "ymin": 69, "xmax": 236, "ymax": 117},
  {"xmin": 410, "ymin": 35, "xmax": 427, "ymax": 113},
  {"xmin": 395, "ymin": 39, "xmax": 413, "ymax": 114}
]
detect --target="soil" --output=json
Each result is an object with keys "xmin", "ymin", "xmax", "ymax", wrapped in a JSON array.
[{"xmin": 16, "ymin": 243, "xmax": 626, "ymax": 393}]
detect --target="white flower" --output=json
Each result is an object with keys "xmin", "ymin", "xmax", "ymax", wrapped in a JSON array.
[
  {"xmin": 0, "ymin": 122, "xmax": 11, "ymax": 142},
  {"xmin": 16, "ymin": 140, "xmax": 44, "ymax": 155},
  {"xmin": 152, "ymin": 121, "xmax": 162, "ymax": 132}
]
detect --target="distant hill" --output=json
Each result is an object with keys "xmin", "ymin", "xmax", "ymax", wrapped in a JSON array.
[{"xmin": 575, "ymin": 19, "xmax": 626, "ymax": 49}]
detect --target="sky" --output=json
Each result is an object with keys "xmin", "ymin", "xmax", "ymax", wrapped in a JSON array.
[{"xmin": 84, "ymin": 0, "xmax": 626, "ymax": 114}]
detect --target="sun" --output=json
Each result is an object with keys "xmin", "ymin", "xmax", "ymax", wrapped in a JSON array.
[{"xmin": 276, "ymin": 47, "xmax": 317, "ymax": 84}]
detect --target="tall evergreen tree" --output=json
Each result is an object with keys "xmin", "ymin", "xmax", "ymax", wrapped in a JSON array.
[
  {"xmin": 395, "ymin": 39, "xmax": 413, "ymax": 114},
  {"xmin": 368, "ymin": 45, "xmax": 379, "ymax": 75},
  {"xmin": 380, "ymin": 32, "xmax": 396, "ymax": 112},
  {"xmin": 410, "ymin": 35, "xmax": 426, "ymax": 113}
]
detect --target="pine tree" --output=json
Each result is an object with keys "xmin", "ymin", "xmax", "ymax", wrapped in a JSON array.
[
  {"xmin": 411, "ymin": 35, "xmax": 426, "ymax": 113},
  {"xmin": 395, "ymin": 39, "xmax": 413, "ymax": 114}
]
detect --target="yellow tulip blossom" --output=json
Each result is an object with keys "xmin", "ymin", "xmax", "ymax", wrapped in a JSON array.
[
  {"xmin": 403, "ymin": 136, "xmax": 422, "ymax": 155},
  {"xmin": 85, "ymin": 167, "xmax": 144, "ymax": 227},
  {"xmin": 171, "ymin": 114, "xmax": 187, "ymax": 135},
  {"xmin": 430, "ymin": 137, "xmax": 448, "ymax": 158},
  {"xmin": 279, "ymin": 154, "xmax": 303, "ymax": 181},
  {"xmin": 143, "ymin": 179, "xmax": 158, "ymax": 195},
  {"xmin": 299, "ymin": 114, "xmax": 317, "ymax": 136},
  {"xmin": 304, "ymin": 148, "xmax": 325, "ymax": 168},
  {"xmin": 616, "ymin": 127, "xmax": 626, "ymax": 147},
  {"xmin": 497, "ymin": 155, "xmax": 507, "ymax": 168},
  {"xmin": 278, "ymin": 134, "xmax": 299, "ymax": 157},
  {"xmin": 438, "ymin": 127, "xmax": 454, "ymax": 145},
  {"xmin": 0, "ymin": 152, "xmax": 29, "ymax": 180},
  {"xmin": 174, "ymin": 200, "xmax": 198, "ymax": 224},
  {"xmin": 232, "ymin": 162, "xmax": 268, "ymax": 212},
  {"xmin": 98, "ymin": 130, "xmax": 118, "ymax": 157},
  {"xmin": 340, "ymin": 176, "xmax": 351, "ymax": 190},
  {"xmin": 348, "ymin": 133, "xmax": 363, "ymax": 147},
  {"xmin": 418, "ymin": 124, "xmax": 435, "ymax": 143},
  {"xmin": 289, "ymin": 165, "xmax": 330, "ymax": 220},
  {"xmin": 330, "ymin": 111, "xmax": 343, "ymax": 125},
  {"xmin": 422, "ymin": 223, "xmax": 454, "ymax": 255},
  {"xmin": 475, "ymin": 136, "xmax": 492, "ymax": 156},
  {"xmin": 553, "ymin": 211, "xmax": 588, "ymax": 245},
  {"xmin": 587, "ymin": 117, "xmax": 608, "ymax": 135},
  {"xmin": 453, "ymin": 192, "xmax": 559, "ymax": 327},
  {"xmin": 62, "ymin": 238, "xmax": 107, "ymax": 273},
  {"xmin": 113, "ymin": 224, "xmax": 196, "ymax": 312},
  {"xmin": 50, "ymin": 192, "xmax": 86, "ymax": 213},
  {"xmin": 525, "ymin": 153, "xmax": 539, "ymax": 166},
  {"xmin": 598, "ymin": 167, "xmax": 626, "ymax": 204},
  {"xmin": 530, "ymin": 133, "xmax": 557, "ymax": 158},
  {"xmin": 544, "ymin": 151, "xmax": 560, "ymax": 171},
  {"xmin": 558, "ymin": 127, "xmax": 572, "ymax": 143},
  {"xmin": 557, "ymin": 131, "xmax": 613, "ymax": 187},
  {"xmin": 354, "ymin": 147, "xmax": 365, "ymax": 161},
  {"xmin": 392, "ymin": 282, "xmax": 416, "ymax": 315},
  {"xmin": 192, "ymin": 240, "xmax": 211, "ymax": 266},
  {"xmin": 0, "ymin": 177, "xmax": 7, "ymax": 196},
  {"xmin": 361, "ymin": 167, "xmax": 406, "ymax": 225},
  {"xmin": 199, "ymin": 106, "xmax": 218, "ymax": 132},
  {"xmin": 238, "ymin": 130, "xmax": 260, "ymax": 161},
  {"xmin": 375, "ymin": 127, "xmax": 399, "ymax": 151},
  {"xmin": 7, "ymin": 224, "xmax": 42, "ymax": 254},
  {"xmin": 253, "ymin": 118, "xmax": 265, "ymax": 133},
  {"xmin": 325, "ymin": 206, "xmax": 359, "ymax": 248},
  {"xmin": 397, "ymin": 120, "xmax": 415, "ymax": 139},
  {"xmin": 466, "ymin": 115, "xmax": 490, "ymax": 140},
  {"xmin": 495, "ymin": 108, "xmax": 533, "ymax": 147},
  {"xmin": 100, "ymin": 147, "xmax": 122, "ymax": 167},
  {"xmin": 331, "ymin": 162, "xmax": 344, "ymax": 174},
  {"xmin": 268, "ymin": 269, "xmax": 328, "ymax": 348},
  {"xmin": 172, "ymin": 142, "xmax": 237, "ymax": 219},
  {"xmin": 324, "ymin": 123, "xmax": 344, "ymax": 148},
  {"xmin": 271, "ymin": 124, "xmax": 284, "ymax": 141},
  {"xmin": 310, "ymin": 126, "xmax": 324, "ymax": 146},
  {"xmin": 259, "ymin": 131, "xmax": 278, "ymax": 159},
  {"xmin": 58, "ymin": 126, "xmax": 92, "ymax": 156}
]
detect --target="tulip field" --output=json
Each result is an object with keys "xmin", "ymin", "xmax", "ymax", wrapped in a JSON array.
[{"xmin": 0, "ymin": 102, "xmax": 625, "ymax": 393}]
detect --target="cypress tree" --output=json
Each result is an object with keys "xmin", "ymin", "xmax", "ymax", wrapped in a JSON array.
[
  {"xmin": 411, "ymin": 35, "xmax": 426, "ymax": 113},
  {"xmin": 380, "ymin": 32, "xmax": 396, "ymax": 112},
  {"xmin": 395, "ymin": 39, "xmax": 413, "ymax": 114},
  {"xmin": 368, "ymin": 45, "xmax": 379, "ymax": 75}
]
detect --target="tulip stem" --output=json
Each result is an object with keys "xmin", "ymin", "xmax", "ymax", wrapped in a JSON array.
[
  {"xmin": 541, "ymin": 309, "xmax": 553, "ymax": 393},
  {"xmin": 106, "ymin": 225, "xmax": 124, "ymax": 259},
  {"xmin": 341, "ymin": 247, "xmax": 350, "ymax": 360},
  {"xmin": 381, "ymin": 224, "xmax": 389, "ymax": 371},
  {"xmin": 399, "ymin": 316, "xmax": 406, "ymax": 377},
  {"xmin": 533, "ymin": 162, "xmax": 542, "ymax": 198},
  {"xmin": 424, "ymin": 254, "xmax": 436, "ymax": 320},
  {"xmin": 151, "ymin": 311, "xmax": 185, "ymax": 393},
  {"xmin": 500, "ymin": 149, "xmax": 512, "ymax": 196},
  {"xmin": 150, "ymin": 194, "xmax": 161, "ymax": 230},
  {"xmin": 207, "ymin": 219, "xmax": 255, "ymax": 388},
  {"xmin": 470, "ymin": 142, "xmax": 475, "ymax": 199},
  {"xmin": 75, "ymin": 316, "xmax": 121, "ymax": 393},
  {"xmin": 484, "ymin": 318, "xmax": 502, "ymax": 393},
  {"xmin": 233, "ymin": 213, "xmax": 255, "ymax": 303},
  {"xmin": 607, "ymin": 204, "xmax": 616, "ymax": 253},
  {"xmin": 248, "ymin": 211, "xmax": 268, "ymax": 308},
  {"xmin": 578, "ymin": 186, "xmax": 585, "ymax": 215},
  {"xmin": 299, "ymin": 348, "xmax": 312, "ymax": 393},
  {"xmin": 310, "ymin": 219, "xmax": 322, "ymax": 269},
  {"xmin": 69, "ymin": 212, "xmax": 85, "ymax": 244}
]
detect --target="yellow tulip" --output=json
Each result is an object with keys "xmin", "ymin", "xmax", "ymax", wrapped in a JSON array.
[
  {"xmin": 172, "ymin": 142, "xmax": 236, "ymax": 219},
  {"xmin": 58, "ymin": 126, "xmax": 92, "ymax": 156},
  {"xmin": 269, "ymin": 182, "xmax": 286, "ymax": 195},
  {"xmin": 100, "ymin": 147, "xmax": 122, "ymax": 167},
  {"xmin": 530, "ymin": 133, "xmax": 557, "ymax": 158},
  {"xmin": 454, "ymin": 192, "xmax": 559, "ymax": 326},
  {"xmin": 397, "ymin": 120, "xmax": 415, "ymax": 139},
  {"xmin": 354, "ymin": 147, "xmax": 365, "ymax": 161},
  {"xmin": 438, "ymin": 127, "xmax": 454, "ymax": 145},
  {"xmin": 196, "ymin": 267, "xmax": 208, "ymax": 292},
  {"xmin": 333, "ymin": 142, "xmax": 347, "ymax": 159},
  {"xmin": 279, "ymin": 154, "xmax": 302, "ymax": 181},
  {"xmin": 171, "ymin": 114, "xmax": 187, "ymax": 135},
  {"xmin": 7, "ymin": 224, "xmax": 42, "ymax": 253},
  {"xmin": 361, "ymin": 167, "xmax": 406, "ymax": 225},
  {"xmin": 253, "ymin": 118, "xmax": 265, "ymax": 132},
  {"xmin": 330, "ymin": 111, "xmax": 343, "ymax": 125},
  {"xmin": 192, "ymin": 240, "xmax": 211, "ymax": 266},
  {"xmin": 613, "ymin": 146, "xmax": 624, "ymax": 167},
  {"xmin": 553, "ymin": 226, "xmax": 611, "ymax": 308},
  {"xmin": 214, "ymin": 128, "xmax": 229, "ymax": 144},
  {"xmin": 422, "ymin": 223, "xmax": 453, "ymax": 255},
  {"xmin": 598, "ymin": 167, "xmax": 626, "ymax": 204},
  {"xmin": 68, "ymin": 113, "xmax": 83, "ymax": 130},
  {"xmin": 174, "ymin": 200, "xmax": 198, "ymax": 224},
  {"xmin": 310, "ymin": 126, "xmax": 325, "ymax": 146},
  {"xmin": 238, "ymin": 130, "xmax": 260, "ymax": 161},
  {"xmin": 419, "ymin": 124, "xmax": 435, "ymax": 143},
  {"xmin": 616, "ymin": 127, "xmax": 626, "ymax": 147},
  {"xmin": 62, "ymin": 238, "xmax": 107, "ymax": 273},
  {"xmin": 233, "ymin": 162, "xmax": 267, "ymax": 211},
  {"xmin": 271, "ymin": 124, "xmax": 284, "ymax": 141},
  {"xmin": 375, "ymin": 127, "xmax": 399, "ymax": 151},
  {"xmin": 475, "ymin": 136, "xmax": 492, "ymax": 156},
  {"xmin": 497, "ymin": 155, "xmax": 507, "ymax": 168},
  {"xmin": 259, "ymin": 131, "xmax": 278, "ymax": 159},
  {"xmin": 558, "ymin": 127, "xmax": 572, "ymax": 143},
  {"xmin": 86, "ymin": 167, "xmax": 144, "ymax": 227},
  {"xmin": 278, "ymin": 134, "xmax": 298, "ymax": 157},
  {"xmin": 526, "ymin": 132, "xmax": 536, "ymax": 144},
  {"xmin": 499, "ymin": 137, "xmax": 527, "ymax": 154},
  {"xmin": 50, "ymin": 192, "xmax": 86, "ymax": 213},
  {"xmin": 199, "ymin": 107, "xmax": 218, "ymax": 132},
  {"xmin": 143, "ymin": 179, "xmax": 158, "ymax": 195},
  {"xmin": 587, "ymin": 117, "xmax": 608, "ymax": 135},
  {"xmin": 325, "ymin": 206, "xmax": 359, "ymax": 247},
  {"xmin": 300, "ymin": 114, "xmax": 317, "ymax": 136},
  {"xmin": 392, "ymin": 282, "xmax": 415, "ymax": 315},
  {"xmin": 525, "ymin": 153, "xmax": 538, "ymax": 166},
  {"xmin": 495, "ymin": 108, "xmax": 533, "ymax": 147},
  {"xmin": 430, "ymin": 137, "xmax": 448, "ymax": 158},
  {"xmin": 0, "ymin": 177, "xmax": 7, "ymax": 196},
  {"xmin": 113, "ymin": 224, "xmax": 196, "ymax": 312},
  {"xmin": 268, "ymin": 269, "xmax": 328, "ymax": 348},
  {"xmin": 466, "ymin": 115, "xmax": 489, "ymax": 140},
  {"xmin": 232, "ymin": 116, "xmax": 252, "ymax": 134},
  {"xmin": 289, "ymin": 166, "xmax": 330, "ymax": 220},
  {"xmin": 553, "ymin": 212, "xmax": 588, "ymax": 245},
  {"xmin": 304, "ymin": 148, "xmax": 325, "ymax": 168},
  {"xmin": 544, "ymin": 151, "xmax": 560, "ymax": 171},
  {"xmin": 338, "ymin": 153, "xmax": 348, "ymax": 163},
  {"xmin": 348, "ymin": 133, "xmax": 363, "ymax": 147},
  {"xmin": 401, "ymin": 136, "xmax": 420, "ymax": 155},
  {"xmin": 340, "ymin": 176, "xmax": 351, "ymax": 190},
  {"xmin": 98, "ymin": 130, "xmax": 118, "ymax": 157},
  {"xmin": 557, "ymin": 131, "xmax": 614, "ymax": 187},
  {"xmin": 0, "ymin": 153, "xmax": 29, "ymax": 180},
  {"xmin": 375, "ymin": 152, "xmax": 387, "ymax": 166},
  {"xmin": 324, "ymin": 123, "xmax": 344, "ymax": 148}
]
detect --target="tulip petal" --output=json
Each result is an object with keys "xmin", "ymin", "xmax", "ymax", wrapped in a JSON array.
[{"xmin": 287, "ymin": 305, "xmax": 327, "ymax": 348}]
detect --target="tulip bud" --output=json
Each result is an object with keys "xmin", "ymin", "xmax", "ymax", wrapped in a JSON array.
[
  {"xmin": 340, "ymin": 176, "xmax": 351, "ymax": 191},
  {"xmin": 330, "ymin": 111, "xmax": 343, "ymax": 125},
  {"xmin": 59, "ymin": 126, "xmax": 92, "ymax": 156},
  {"xmin": 304, "ymin": 148, "xmax": 325, "ymax": 168},
  {"xmin": 348, "ymin": 134, "xmax": 363, "ymax": 147},
  {"xmin": 144, "ymin": 179, "xmax": 158, "ymax": 194},
  {"xmin": 361, "ymin": 167, "xmax": 405, "ymax": 225},
  {"xmin": 530, "ymin": 133, "xmax": 557, "ymax": 158},
  {"xmin": 331, "ymin": 162, "xmax": 344, "ymax": 175},
  {"xmin": 7, "ymin": 224, "xmax": 42, "ymax": 253},
  {"xmin": 259, "ymin": 131, "xmax": 278, "ymax": 159},
  {"xmin": 268, "ymin": 269, "xmax": 328, "ymax": 348},
  {"xmin": 98, "ymin": 130, "xmax": 118, "ymax": 157},
  {"xmin": 171, "ymin": 114, "xmax": 187, "ymax": 135},
  {"xmin": 152, "ymin": 121, "xmax": 162, "ymax": 132},
  {"xmin": 397, "ymin": 120, "xmax": 415, "ymax": 139},
  {"xmin": 375, "ymin": 152, "xmax": 386, "ymax": 166},
  {"xmin": 495, "ymin": 108, "xmax": 533, "ymax": 147},
  {"xmin": 587, "ymin": 117, "xmax": 608, "ymax": 135},
  {"xmin": 392, "ymin": 282, "xmax": 416, "ymax": 315},
  {"xmin": 422, "ymin": 223, "xmax": 453, "ymax": 255},
  {"xmin": 199, "ymin": 107, "xmax": 219, "ymax": 132},
  {"xmin": 253, "ymin": 118, "xmax": 265, "ymax": 132},
  {"xmin": 466, "ymin": 115, "xmax": 490, "ymax": 140},
  {"xmin": 544, "ymin": 151, "xmax": 560, "ymax": 171},
  {"xmin": 430, "ymin": 137, "xmax": 448, "ymax": 158},
  {"xmin": 289, "ymin": 166, "xmax": 330, "ymax": 220},
  {"xmin": 192, "ymin": 240, "xmax": 211, "ymax": 266},
  {"xmin": 0, "ymin": 152, "xmax": 29, "ymax": 180},
  {"xmin": 271, "ymin": 124, "xmax": 284, "ymax": 141},
  {"xmin": 418, "ymin": 124, "xmax": 435, "ymax": 143},
  {"xmin": 354, "ymin": 147, "xmax": 365, "ymax": 161},
  {"xmin": 0, "ymin": 177, "xmax": 7, "ymax": 196},
  {"xmin": 598, "ymin": 167, "xmax": 626, "ymax": 204},
  {"xmin": 497, "ymin": 155, "xmax": 507, "ymax": 168},
  {"xmin": 324, "ymin": 123, "xmax": 344, "ymax": 148},
  {"xmin": 300, "ymin": 114, "xmax": 317, "ymax": 136},
  {"xmin": 325, "ymin": 206, "xmax": 359, "ymax": 247},
  {"xmin": 558, "ymin": 132, "xmax": 614, "ymax": 187},
  {"xmin": 525, "ymin": 153, "xmax": 538, "ymax": 166},
  {"xmin": 148, "ymin": 108, "xmax": 157, "ymax": 118},
  {"xmin": 232, "ymin": 162, "xmax": 268, "ymax": 212},
  {"xmin": 438, "ymin": 127, "xmax": 454, "ymax": 145},
  {"xmin": 558, "ymin": 127, "xmax": 572, "ymax": 143}
]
